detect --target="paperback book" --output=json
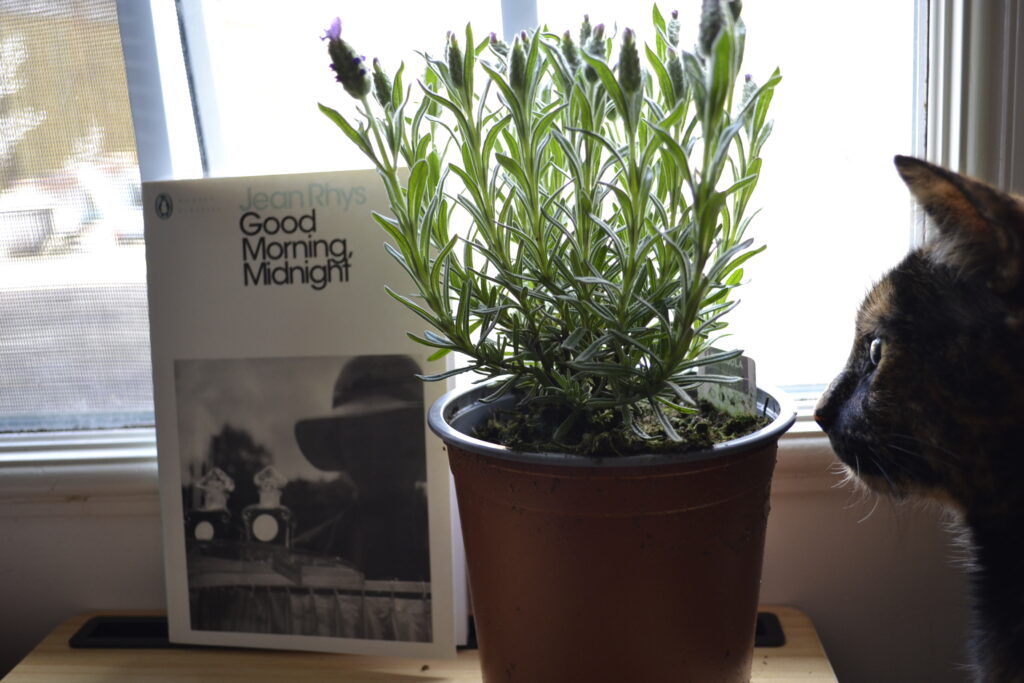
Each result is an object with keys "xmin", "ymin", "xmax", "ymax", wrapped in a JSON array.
[{"xmin": 143, "ymin": 169, "xmax": 466, "ymax": 657}]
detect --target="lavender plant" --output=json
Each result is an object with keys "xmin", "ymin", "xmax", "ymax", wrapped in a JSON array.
[{"xmin": 320, "ymin": 3, "xmax": 779, "ymax": 451}]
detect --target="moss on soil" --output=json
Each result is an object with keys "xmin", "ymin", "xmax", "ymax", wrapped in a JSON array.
[{"xmin": 473, "ymin": 400, "xmax": 770, "ymax": 457}]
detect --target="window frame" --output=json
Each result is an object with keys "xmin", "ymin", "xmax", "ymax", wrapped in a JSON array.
[{"xmin": 4, "ymin": 0, "xmax": 1020, "ymax": 479}]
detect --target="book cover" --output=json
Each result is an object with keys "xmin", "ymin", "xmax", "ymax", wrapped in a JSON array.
[{"xmin": 143, "ymin": 169, "xmax": 465, "ymax": 657}]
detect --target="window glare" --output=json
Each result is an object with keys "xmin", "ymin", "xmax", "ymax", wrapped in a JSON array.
[
  {"xmin": 189, "ymin": 0, "xmax": 503, "ymax": 177},
  {"xmin": 729, "ymin": 0, "xmax": 916, "ymax": 389},
  {"xmin": 539, "ymin": 0, "xmax": 918, "ymax": 389},
  {"xmin": 194, "ymin": 0, "xmax": 916, "ymax": 392}
]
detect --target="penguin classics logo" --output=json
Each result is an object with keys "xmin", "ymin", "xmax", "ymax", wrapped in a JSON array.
[{"xmin": 155, "ymin": 193, "xmax": 174, "ymax": 220}]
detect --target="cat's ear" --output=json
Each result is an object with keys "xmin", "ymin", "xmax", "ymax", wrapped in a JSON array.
[{"xmin": 895, "ymin": 155, "xmax": 1023, "ymax": 293}]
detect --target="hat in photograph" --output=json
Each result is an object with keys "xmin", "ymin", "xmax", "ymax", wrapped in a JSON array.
[{"xmin": 293, "ymin": 355, "xmax": 424, "ymax": 476}]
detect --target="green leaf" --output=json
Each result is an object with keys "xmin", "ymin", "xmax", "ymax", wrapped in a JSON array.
[
  {"xmin": 645, "ymin": 44, "xmax": 674, "ymax": 107},
  {"xmin": 384, "ymin": 285, "xmax": 439, "ymax": 327},
  {"xmin": 647, "ymin": 122, "xmax": 693, "ymax": 187},
  {"xmin": 652, "ymin": 4, "xmax": 666, "ymax": 33},
  {"xmin": 579, "ymin": 50, "xmax": 629, "ymax": 123},
  {"xmin": 494, "ymin": 153, "xmax": 532, "ymax": 191},
  {"xmin": 649, "ymin": 399, "xmax": 681, "ymax": 440},
  {"xmin": 405, "ymin": 330, "xmax": 457, "ymax": 350},
  {"xmin": 462, "ymin": 23, "xmax": 476, "ymax": 99},
  {"xmin": 693, "ymin": 302, "xmax": 740, "ymax": 339},
  {"xmin": 416, "ymin": 364, "xmax": 479, "ymax": 382},
  {"xmin": 717, "ymin": 244, "xmax": 765, "ymax": 280},
  {"xmin": 479, "ymin": 375, "xmax": 520, "ymax": 404},
  {"xmin": 318, "ymin": 103, "xmax": 374, "ymax": 158},
  {"xmin": 705, "ymin": 16, "xmax": 737, "ymax": 125},
  {"xmin": 531, "ymin": 103, "xmax": 568, "ymax": 151},
  {"xmin": 560, "ymin": 327, "xmax": 588, "ymax": 351},
  {"xmin": 407, "ymin": 158, "xmax": 431, "ymax": 213},
  {"xmin": 427, "ymin": 347, "xmax": 451, "ymax": 362},
  {"xmin": 419, "ymin": 83, "xmax": 473, "ymax": 137},
  {"xmin": 428, "ymin": 234, "xmax": 461, "ymax": 293},
  {"xmin": 392, "ymin": 62, "xmax": 406, "ymax": 110}
]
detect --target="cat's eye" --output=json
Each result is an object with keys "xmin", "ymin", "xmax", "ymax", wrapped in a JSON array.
[{"xmin": 869, "ymin": 338, "xmax": 883, "ymax": 367}]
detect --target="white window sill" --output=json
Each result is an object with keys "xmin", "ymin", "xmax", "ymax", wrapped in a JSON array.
[
  {"xmin": 0, "ymin": 429, "xmax": 159, "ymax": 515},
  {"xmin": 0, "ymin": 418, "xmax": 837, "ymax": 516}
]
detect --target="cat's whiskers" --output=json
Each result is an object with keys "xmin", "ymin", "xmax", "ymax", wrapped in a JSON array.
[
  {"xmin": 890, "ymin": 432, "xmax": 964, "ymax": 461},
  {"xmin": 829, "ymin": 462, "xmax": 854, "ymax": 490},
  {"xmin": 856, "ymin": 494, "xmax": 881, "ymax": 523},
  {"xmin": 870, "ymin": 457, "xmax": 901, "ymax": 496},
  {"xmin": 835, "ymin": 459, "xmax": 880, "ymax": 512}
]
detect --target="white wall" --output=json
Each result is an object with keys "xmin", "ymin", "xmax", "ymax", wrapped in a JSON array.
[
  {"xmin": 762, "ymin": 464, "xmax": 972, "ymax": 683},
  {"xmin": 0, "ymin": 438, "xmax": 973, "ymax": 681}
]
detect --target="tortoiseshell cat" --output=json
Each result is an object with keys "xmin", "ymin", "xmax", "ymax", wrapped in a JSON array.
[{"xmin": 815, "ymin": 156, "xmax": 1024, "ymax": 683}]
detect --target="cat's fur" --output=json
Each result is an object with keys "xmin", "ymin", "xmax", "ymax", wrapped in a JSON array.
[{"xmin": 815, "ymin": 156, "xmax": 1024, "ymax": 683}]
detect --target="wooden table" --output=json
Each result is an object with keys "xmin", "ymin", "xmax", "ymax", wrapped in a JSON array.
[{"xmin": 4, "ymin": 606, "xmax": 837, "ymax": 682}]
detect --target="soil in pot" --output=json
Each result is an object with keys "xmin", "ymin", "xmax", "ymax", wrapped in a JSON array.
[{"xmin": 474, "ymin": 398, "xmax": 771, "ymax": 457}]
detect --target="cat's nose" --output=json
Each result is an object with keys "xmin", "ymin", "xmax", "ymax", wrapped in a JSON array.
[{"xmin": 813, "ymin": 376, "xmax": 842, "ymax": 432}]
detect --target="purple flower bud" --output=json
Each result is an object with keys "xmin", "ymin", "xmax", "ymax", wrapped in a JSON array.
[
  {"xmin": 561, "ymin": 30, "xmax": 580, "ymax": 73},
  {"xmin": 509, "ymin": 36, "xmax": 527, "ymax": 94},
  {"xmin": 583, "ymin": 23, "xmax": 605, "ymax": 84},
  {"xmin": 372, "ymin": 58, "xmax": 392, "ymax": 109},
  {"xmin": 323, "ymin": 17, "xmax": 371, "ymax": 99},
  {"xmin": 489, "ymin": 32, "xmax": 509, "ymax": 59},
  {"xmin": 447, "ymin": 33, "xmax": 465, "ymax": 89},
  {"xmin": 618, "ymin": 28, "xmax": 641, "ymax": 95},
  {"xmin": 667, "ymin": 10, "xmax": 680, "ymax": 47},
  {"xmin": 667, "ymin": 48, "xmax": 686, "ymax": 104},
  {"xmin": 699, "ymin": 0, "xmax": 725, "ymax": 58},
  {"xmin": 741, "ymin": 73, "xmax": 757, "ymax": 107},
  {"xmin": 322, "ymin": 17, "xmax": 341, "ymax": 42},
  {"xmin": 580, "ymin": 15, "xmax": 592, "ymax": 45}
]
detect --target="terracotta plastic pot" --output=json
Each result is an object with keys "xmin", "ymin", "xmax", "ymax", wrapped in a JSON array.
[{"xmin": 429, "ymin": 384, "xmax": 795, "ymax": 683}]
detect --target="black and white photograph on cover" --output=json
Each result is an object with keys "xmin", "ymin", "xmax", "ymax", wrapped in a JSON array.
[{"xmin": 174, "ymin": 354, "xmax": 432, "ymax": 643}]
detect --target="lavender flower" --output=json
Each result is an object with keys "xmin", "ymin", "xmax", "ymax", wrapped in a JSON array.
[
  {"xmin": 489, "ymin": 32, "xmax": 509, "ymax": 59},
  {"xmin": 618, "ymin": 29, "xmax": 641, "ymax": 96},
  {"xmin": 323, "ymin": 17, "xmax": 341, "ymax": 42},
  {"xmin": 509, "ymin": 36, "xmax": 527, "ymax": 94},
  {"xmin": 698, "ymin": 0, "xmax": 724, "ymax": 58},
  {"xmin": 668, "ymin": 48, "xmax": 686, "ymax": 104},
  {"xmin": 561, "ymin": 30, "xmax": 581, "ymax": 74},
  {"xmin": 667, "ymin": 10, "xmax": 680, "ymax": 47},
  {"xmin": 323, "ymin": 17, "xmax": 371, "ymax": 99},
  {"xmin": 580, "ymin": 14, "xmax": 592, "ymax": 45},
  {"xmin": 741, "ymin": 74, "xmax": 756, "ymax": 107},
  {"xmin": 372, "ymin": 58, "xmax": 392, "ymax": 109},
  {"xmin": 447, "ymin": 33, "xmax": 465, "ymax": 89},
  {"xmin": 583, "ymin": 23, "xmax": 605, "ymax": 84}
]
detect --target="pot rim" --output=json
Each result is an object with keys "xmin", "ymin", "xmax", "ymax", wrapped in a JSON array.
[{"xmin": 428, "ymin": 381, "xmax": 796, "ymax": 468}]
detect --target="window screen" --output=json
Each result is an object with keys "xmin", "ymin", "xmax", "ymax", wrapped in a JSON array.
[{"xmin": 0, "ymin": 0, "xmax": 152, "ymax": 431}]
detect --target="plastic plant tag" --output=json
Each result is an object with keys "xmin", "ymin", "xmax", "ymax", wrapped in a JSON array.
[{"xmin": 696, "ymin": 349, "xmax": 758, "ymax": 417}]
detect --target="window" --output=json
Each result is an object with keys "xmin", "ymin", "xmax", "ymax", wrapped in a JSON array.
[
  {"xmin": 3, "ymin": 0, "xmax": 1021, "ymax": 440},
  {"xmin": 0, "ymin": 0, "xmax": 150, "ymax": 432},
  {"xmin": 175, "ymin": 0, "xmax": 503, "ymax": 177}
]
